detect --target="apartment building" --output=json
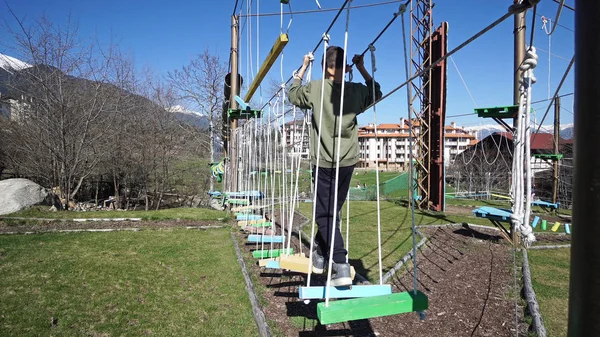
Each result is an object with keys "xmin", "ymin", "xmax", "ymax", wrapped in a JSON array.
[
  {"xmin": 357, "ymin": 118, "xmax": 477, "ymax": 170},
  {"xmin": 283, "ymin": 119, "xmax": 310, "ymax": 158}
]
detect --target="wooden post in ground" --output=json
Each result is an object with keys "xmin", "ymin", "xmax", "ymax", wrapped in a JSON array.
[
  {"xmin": 512, "ymin": 9, "xmax": 526, "ymax": 245},
  {"xmin": 552, "ymin": 97, "xmax": 560, "ymax": 206},
  {"xmin": 229, "ymin": 15, "xmax": 240, "ymax": 192},
  {"xmin": 568, "ymin": 1, "xmax": 600, "ymax": 335}
]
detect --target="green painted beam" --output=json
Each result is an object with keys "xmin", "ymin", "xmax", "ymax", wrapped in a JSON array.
[
  {"xmin": 227, "ymin": 108, "xmax": 262, "ymax": 120},
  {"xmin": 252, "ymin": 248, "xmax": 294, "ymax": 259},
  {"xmin": 317, "ymin": 291, "xmax": 428, "ymax": 325},
  {"xmin": 474, "ymin": 105, "xmax": 519, "ymax": 118}
]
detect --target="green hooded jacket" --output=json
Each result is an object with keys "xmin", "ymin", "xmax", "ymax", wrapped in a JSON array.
[{"xmin": 288, "ymin": 78, "xmax": 382, "ymax": 168}]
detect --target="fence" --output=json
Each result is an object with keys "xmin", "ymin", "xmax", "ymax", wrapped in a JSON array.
[{"xmin": 348, "ymin": 172, "xmax": 409, "ymax": 201}]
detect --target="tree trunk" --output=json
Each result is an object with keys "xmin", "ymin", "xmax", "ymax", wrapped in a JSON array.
[
  {"xmin": 210, "ymin": 119, "xmax": 215, "ymax": 193},
  {"xmin": 95, "ymin": 178, "xmax": 99, "ymax": 206}
]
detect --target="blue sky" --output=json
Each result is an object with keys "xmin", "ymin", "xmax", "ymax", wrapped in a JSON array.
[{"xmin": 0, "ymin": 0, "xmax": 575, "ymax": 128}]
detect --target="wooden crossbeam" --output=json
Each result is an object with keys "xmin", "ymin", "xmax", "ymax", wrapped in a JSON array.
[{"xmin": 244, "ymin": 34, "xmax": 289, "ymax": 103}]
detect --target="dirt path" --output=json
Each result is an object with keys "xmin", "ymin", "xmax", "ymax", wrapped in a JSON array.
[{"xmin": 241, "ymin": 224, "xmax": 530, "ymax": 337}]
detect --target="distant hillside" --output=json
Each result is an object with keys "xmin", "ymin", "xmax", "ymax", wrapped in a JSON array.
[{"xmin": 465, "ymin": 123, "xmax": 574, "ymax": 140}]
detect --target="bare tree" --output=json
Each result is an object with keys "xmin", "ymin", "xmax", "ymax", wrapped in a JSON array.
[
  {"xmin": 167, "ymin": 50, "xmax": 226, "ymax": 192},
  {"xmin": 1, "ymin": 11, "xmax": 131, "ymax": 208},
  {"xmin": 450, "ymin": 136, "xmax": 513, "ymax": 196}
]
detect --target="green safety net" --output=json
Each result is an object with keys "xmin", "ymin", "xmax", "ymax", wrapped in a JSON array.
[{"xmin": 348, "ymin": 172, "xmax": 410, "ymax": 201}]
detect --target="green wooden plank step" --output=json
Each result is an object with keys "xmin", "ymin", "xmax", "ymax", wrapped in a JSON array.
[
  {"xmin": 317, "ymin": 290, "xmax": 428, "ymax": 325},
  {"xmin": 252, "ymin": 248, "xmax": 294, "ymax": 259},
  {"xmin": 251, "ymin": 221, "xmax": 274, "ymax": 227}
]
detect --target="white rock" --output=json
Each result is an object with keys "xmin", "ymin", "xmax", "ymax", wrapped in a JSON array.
[{"xmin": 0, "ymin": 178, "xmax": 48, "ymax": 215}]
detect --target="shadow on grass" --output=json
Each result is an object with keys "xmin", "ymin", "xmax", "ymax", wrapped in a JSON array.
[{"xmin": 348, "ymin": 258, "xmax": 369, "ymax": 282}]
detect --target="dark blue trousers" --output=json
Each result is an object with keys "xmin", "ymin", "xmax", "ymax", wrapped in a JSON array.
[{"xmin": 313, "ymin": 165, "xmax": 354, "ymax": 264}]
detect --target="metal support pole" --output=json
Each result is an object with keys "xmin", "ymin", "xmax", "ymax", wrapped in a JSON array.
[
  {"xmin": 514, "ymin": 11, "xmax": 526, "ymax": 106},
  {"xmin": 230, "ymin": 15, "xmax": 240, "ymax": 192},
  {"xmin": 512, "ymin": 9, "xmax": 526, "ymax": 244},
  {"xmin": 568, "ymin": 1, "xmax": 600, "ymax": 335},
  {"xmin": 552, "ymin": 97, "xmax": 560, "ymax": 205}
]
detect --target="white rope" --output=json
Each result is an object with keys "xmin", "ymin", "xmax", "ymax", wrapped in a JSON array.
[
  {"xmin": 257, "ymin": 0, "xmax": 262, "ymax": 103},
  {"xmin": 278, "ymin": 92, "xmax": 287, "ymax": 245},
  {"xmin": 541, "ymin": 17, "xmax": 552, "ymax": 100},
  {"xmin": 325, "ymin": 0, "xmax": 352, "ymax": 307},
  {"xmin": 368, "ymin": 44, "xmax": 384, "ymax": 285},
  {"xmin": 511, "ymin": 46, "xmax": 538, "ymax": 246},
  {"xmin": 450, "ymin": 56, "xmax": 478, "ymax": 107},
  {"xmin": 541, "ymin": 0, "xmax": 565, "ymax": 36},
  {"xmin": 345, "ymin": 193, "xmax": 350, "ymax": 263},
  {"xmin": 306, "ymin": 33, "xmax": 330, "ymax": 289}
]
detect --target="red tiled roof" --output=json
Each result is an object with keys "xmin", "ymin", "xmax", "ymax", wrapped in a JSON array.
[
  {"xmin": 493, "ymin": 132, "xmax": 571, "ymax": 150},
  {"xmin": 445, "ymin": 133, "xmax": 476, "ymax": 139}
]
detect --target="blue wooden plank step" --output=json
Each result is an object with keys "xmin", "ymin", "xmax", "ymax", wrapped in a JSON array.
[
  {"xmin": 531, "ymin": 199, "xmax": 559, "ymax": 210},
  {"xmin": 565, "ymin": 223, "xmax": 571, "ymax": 234},
  {"xmin": 532, "ymin": 216, "xmax": 540, "ymax": 228},
  {"xmin": 299, "ymin": 285, "xmax": 392, "ymax": 300},
  {"xmin": 472, "ymin": 206, "xmax": 513, "ymax": 222},
  {"xmin": 248, "ymin": 234, "xmax": 284, "ymax": 243},
  {"xmin": 237, "ymin": 214, "xmax": 264, "ymax": 221},
  {"xmin": 265, "ymin": 260, "xmax": 280, "ymax": 269}
]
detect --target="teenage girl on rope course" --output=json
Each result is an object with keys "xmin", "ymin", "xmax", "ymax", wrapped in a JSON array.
[{"xmin": 288, "ymin": 46, "xmax": 382, "ymax": 286}]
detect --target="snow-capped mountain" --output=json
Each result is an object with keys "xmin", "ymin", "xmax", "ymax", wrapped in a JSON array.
[
  {"xmin": 167, "ymin": 105, "xmax": 206, "ymax": 117},
  {"xmin": 168, "ymin": 105, "xmax": 209, "ymax": 129},
  {"xmin": 0, "ymin": 53, "xmax": 31, "ymax": 72},
  {"xmin": 465, "ymin": 123, "xmax": 574, "ymax": 140}
]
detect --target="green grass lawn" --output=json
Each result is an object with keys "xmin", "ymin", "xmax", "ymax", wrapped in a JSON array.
[
  {"xmin": 527, "ymin": 248, "xmax": 570, "ymax": 337},
  {"xmin": 297, "ymin": 200, "xmax": 495, "ymax": 283},
  {"xmin": 0, "ymin": 228, "xmax": 258, "ymax": 336},
  {"xmin": 4, "ymin": 206, "xmax": 228, "ymax": 222}
]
